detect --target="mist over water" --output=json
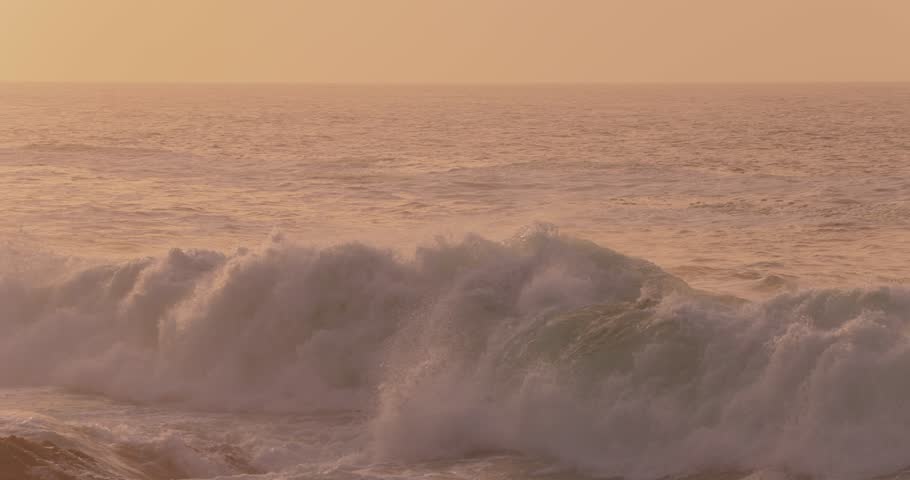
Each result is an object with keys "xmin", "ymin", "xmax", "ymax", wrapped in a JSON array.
[{"xmin": 1, "ymin": 84, "xmax": 910, "ymax": 480}]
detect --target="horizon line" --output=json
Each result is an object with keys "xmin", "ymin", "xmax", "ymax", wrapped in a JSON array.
[{"xmin": 2, "ymin": 80, "xmax": 909, "ymax": 87}]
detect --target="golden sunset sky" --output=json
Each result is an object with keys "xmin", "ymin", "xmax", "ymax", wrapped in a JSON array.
[{"xmin": 2, "ymin": 0, "xmax": 909, "ymax": 83}]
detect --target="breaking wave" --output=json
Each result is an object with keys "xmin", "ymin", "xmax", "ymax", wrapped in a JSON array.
[{"xmin": 2, "ymin": 225, "xmax": 910, "ymax": 479}]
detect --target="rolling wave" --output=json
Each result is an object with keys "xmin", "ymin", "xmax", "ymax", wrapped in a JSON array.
[{"xmin": 2, "ymin": 225, "xmax": 910, "ymax": 479}]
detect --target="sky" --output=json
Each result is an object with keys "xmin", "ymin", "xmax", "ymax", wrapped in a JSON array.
[{"xmin": 2, "ymin": 0, "xmax": 909, "ymax": 84}]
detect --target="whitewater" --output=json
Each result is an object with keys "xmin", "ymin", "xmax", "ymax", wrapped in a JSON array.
[{"xmin": 1, "ymin": 83, "xmax": 909, "ymax": 480}]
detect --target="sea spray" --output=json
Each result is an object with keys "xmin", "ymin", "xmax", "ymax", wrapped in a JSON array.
[{"xmin": 3, "ymin": 228, "xmax": 910, "ymax": 479}]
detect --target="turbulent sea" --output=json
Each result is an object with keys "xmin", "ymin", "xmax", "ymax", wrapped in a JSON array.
[{"xmin": 1, "ymin": 83, "xmax": 909, "ymax": 480}]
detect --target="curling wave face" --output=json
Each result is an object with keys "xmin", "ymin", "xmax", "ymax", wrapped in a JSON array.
[{"xmin": 2, "ymin": 227, "xmax": 910, "ymax": 479}]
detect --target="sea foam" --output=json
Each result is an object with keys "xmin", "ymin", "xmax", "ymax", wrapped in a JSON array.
[{"xmin": 3, "ymin": 226, "xmax": 910, "ymax": 479}]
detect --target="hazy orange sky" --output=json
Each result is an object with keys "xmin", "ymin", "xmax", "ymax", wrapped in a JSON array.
[{"xmin": 2, "ymin": 0, "xmax": 909, "ymax": 83}]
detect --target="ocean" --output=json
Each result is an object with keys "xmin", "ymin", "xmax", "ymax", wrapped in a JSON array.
[{"xmin": 1, "ymin": 83, "xmax": 909, "ymax": 480}]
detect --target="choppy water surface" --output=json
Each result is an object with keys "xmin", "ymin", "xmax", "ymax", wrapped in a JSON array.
[{"xmin": 1, "ymin": 84, "xmax": 909, "ymax": 480}]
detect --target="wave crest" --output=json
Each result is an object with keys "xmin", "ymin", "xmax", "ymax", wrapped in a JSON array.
[{"xmin": 3, "ymin": 228, "xmax": 910, "ymax": 479}]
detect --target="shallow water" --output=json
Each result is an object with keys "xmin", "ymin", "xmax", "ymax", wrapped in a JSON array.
[{"xmin": 1, "ymin": 84, "xmax": 909, "ymax": 479}]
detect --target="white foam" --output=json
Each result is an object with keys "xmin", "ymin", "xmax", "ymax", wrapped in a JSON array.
[{"xmin": 3, "ymin": 229, "xmax": 910, "ymax": 479}]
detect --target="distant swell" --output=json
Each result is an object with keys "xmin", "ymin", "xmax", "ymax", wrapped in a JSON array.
[{"xmin": 2, "ymin": 225, "xmax": 910, "ymax": 479}]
